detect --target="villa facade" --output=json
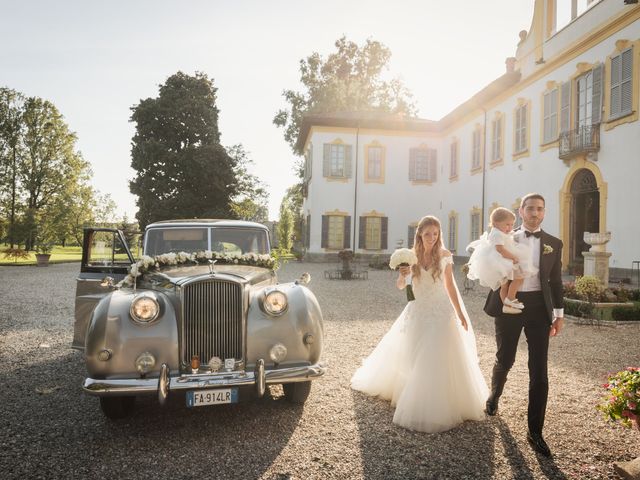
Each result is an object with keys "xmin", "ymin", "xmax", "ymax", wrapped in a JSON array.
[{"xmin": 297, "ymin": 0, "xmax": 640, "ymax": 276}]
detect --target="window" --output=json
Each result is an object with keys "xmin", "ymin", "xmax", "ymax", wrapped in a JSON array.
[
  {"xmin": 470, "ymin": 210, "xmax": 481, "ymax": 241},
  {"xmin": 321, "ymin": 214, "xmax": 350, "ymax": 249},
  {"xmin": 610, "ymin": 47, "xmax": 633, "ymax": 119},
  {"xmin": 408, "ymin": 224, "xmax": 417, "ymax": 248},
  {"xmin": 328, "ymin": 216, "xmax": 344, "ymax": 249},
  {"xmin": 576, "ymin": 70, "xmax": 593, "ymax": 128},
  {"xmin": 450, "ymin": 140, "xmax": 458, "ymax": 178},
  {"xmin": 514, "ymin": 103, "xmax": 528, "ymax": 153},
  {"xmin": 409, "ymin": 148, "xmax": 437, "ymax": 182},
  {"xmin": 358, "ymin": 215, "xmax": 388, "ymax": 250},
  {"xmin": 472, "ymin": 128, "xmax": 482, "ymax": 169},
  {"xmin": 448, "ymin": 214, "xmax": 457, "ymax": 253},
  {"xmin": 491, "ymin": 116, "xmax": 502, "ymax": 162},
  {"xmin": 303, "ymin": 144, "xmax": 313, "ymax": 181},
  {"xmin": 366, "ymin": 145, "xmax": 384, "ymax": 182},
  {"xmin": 543, "ymin": 88, "xmax": 559, "ymax": 143},
  {"xmin": 365, "ymin": 217, "xmax": 381, "ymax": 250},
  {"xmin": 322, "ymin": 143, "xmax": 352, "ymax": 178}
]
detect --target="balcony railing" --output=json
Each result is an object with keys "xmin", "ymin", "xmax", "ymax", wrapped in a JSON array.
[{"xmin": 559, "ymin": 123, "xmax": 600, "ymax": 160}]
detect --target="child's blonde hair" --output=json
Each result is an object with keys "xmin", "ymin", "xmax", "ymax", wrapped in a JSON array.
[{"xmin": 489, "ymin": 207, "xmax": 516, "ymax": 227}]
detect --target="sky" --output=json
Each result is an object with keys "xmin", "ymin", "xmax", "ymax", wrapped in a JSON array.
[{"xmin": 1, "ymin": 0, "xmax": 535, "ymax": 222}]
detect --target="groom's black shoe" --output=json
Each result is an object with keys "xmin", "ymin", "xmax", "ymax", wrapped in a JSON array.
[
  {"xmin": 485, "ymin": 399, "xmax": 498, "ymax": 416},
  {"xmin": 527, "ymin": 432, "xmax": 552, "ymax": 457}
]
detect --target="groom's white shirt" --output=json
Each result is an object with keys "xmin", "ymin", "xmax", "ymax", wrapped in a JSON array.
[{"xmin": 516, "ymin": 227, "xmax": 563, "ymax": 318}]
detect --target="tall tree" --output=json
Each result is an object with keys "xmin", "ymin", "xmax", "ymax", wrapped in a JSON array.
[
  {"xmin": 227, "ymin": 144, "xmax": 269, "ymax": 223},
  {"xmin": 19, "ymin": 97, "xmax": 88, "ymax": 250},
  {"xmin": 281, "ymin": 183, "xmax": 303, "ymax": 250},
  {"xmin": 0, "ymin": 88, "xmax": 25, "ymax": 247},
  {"xmin": 130, "ymin": 72, "xmax": 240, "ymax": 229},
  {"xmin": 274, "ymin": 36, "xmax": 417, "ymax": 163},
  {"xmin": 277, "ymin": 200, "xmax": 293, "ymax": 253}
]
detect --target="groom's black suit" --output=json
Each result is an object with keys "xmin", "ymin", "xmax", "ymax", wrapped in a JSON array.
[{"xmin": 484, "ymin": 229, "xmax": 563, "ymax": 435}]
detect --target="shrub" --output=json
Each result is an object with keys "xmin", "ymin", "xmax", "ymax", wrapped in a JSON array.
[
  {"xmin": 1, "ymin": 247, "xmax": 30, "ymax": 263},
  {"xmin": 610, "ymin": 285, "xmax": 631, "ymax": 303},
  {"xmin": 564, "ymin": 298, "xmax": 595, "ymax": 318},
  {"xmin": 612, "ymin": 306, "xmax": 640, "ymax": 321},
  {"xmin": 597, "ymin": 367, "xmax": 640, "ymax": 428},
  {"xmin": 368, "ymin": 254, "xmax": 390, "ymax": 270},
  {"xmin": 575, "ymin": 275, "xmax": 603, "ymax": 302}
]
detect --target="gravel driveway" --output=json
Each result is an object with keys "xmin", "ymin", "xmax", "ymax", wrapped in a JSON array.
[{"xmin": 1, "ymin": 261, "xmax": 638, "ymax": 480}]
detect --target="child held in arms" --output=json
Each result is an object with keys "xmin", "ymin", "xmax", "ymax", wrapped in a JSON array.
[{"xmin": 466, "ymin": 207, "xmax": 538, "ymax": 314}]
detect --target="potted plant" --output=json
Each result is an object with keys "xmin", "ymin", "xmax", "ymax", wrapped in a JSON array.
[
  {"xmin": 597, "ymin": 367, "xmax": 640, "ymax": 479},
  {"xmin": 34, "ymin": 242, "xmax": 53, "ymax": 267},
  {"xmin": 338, "ymin": 249, "xmax": 354, "ymax": 280}
]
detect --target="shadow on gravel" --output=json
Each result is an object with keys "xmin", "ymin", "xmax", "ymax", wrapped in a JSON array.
[
  {"xmin": 1, "ymin": 350, "xmax": 303, "ymax": 479},
  {"xmin": 351, "ymin": 390, "xmax": 496, "ymax": 479}
]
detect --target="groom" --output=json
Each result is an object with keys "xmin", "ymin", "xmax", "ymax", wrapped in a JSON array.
[{"xmin": 484, "ymin": 193, "xmax": 564, "ymax": 457}]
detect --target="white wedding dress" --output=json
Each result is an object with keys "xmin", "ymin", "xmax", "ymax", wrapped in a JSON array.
[{"xmin": 351, "ymin": 256, "xmax": 488, "ymax": 433}]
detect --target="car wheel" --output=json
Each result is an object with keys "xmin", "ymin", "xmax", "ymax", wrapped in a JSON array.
[
  {"xmin": 99, "ymin": 396, "xmax": 135, "ymax": 419},
  {"xmin": 283, "ymin": 381, "xmax": 311, "ymax": 404}
]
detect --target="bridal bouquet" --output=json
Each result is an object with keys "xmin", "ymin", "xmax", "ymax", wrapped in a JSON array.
[{"xmin": 389, "ymin": 248, "xmax": 418, "ymax": 302}]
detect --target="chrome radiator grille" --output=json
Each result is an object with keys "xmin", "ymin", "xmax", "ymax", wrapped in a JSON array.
[{"xmin": 181, "ymin": 280, "xmax": 243, "ymax": 367}]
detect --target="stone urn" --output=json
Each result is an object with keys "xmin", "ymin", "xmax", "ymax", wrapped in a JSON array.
[
  {"xmin": 582, "ymin": 232, "xmax": 612, "ymax": 286},
  {"xmin": 583, "ymin": 231, "xmax": 611, "ymax": 252}
]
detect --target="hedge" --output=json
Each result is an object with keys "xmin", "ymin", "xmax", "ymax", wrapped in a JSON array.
[{"xmin": 612, "ymin": 306, "xmax": 640, "ymax": 321}]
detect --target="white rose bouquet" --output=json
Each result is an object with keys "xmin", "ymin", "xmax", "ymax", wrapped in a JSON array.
[{"xmin": 389, "ymin": 248, "xmax": 418, "ymax": 302}]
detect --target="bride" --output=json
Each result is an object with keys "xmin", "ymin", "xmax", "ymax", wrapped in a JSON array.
[{"xmin": 351, "ymin": 215, "xmax": 488, "ymax": 433}]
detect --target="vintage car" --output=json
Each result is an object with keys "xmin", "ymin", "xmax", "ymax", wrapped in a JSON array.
[{"xmin": 73, "ymin": 219, "xmax": 325, "ymax": 419}]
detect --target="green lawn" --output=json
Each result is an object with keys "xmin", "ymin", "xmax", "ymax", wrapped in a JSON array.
[{"xmin": 0, "ymin": 244, "xmax": 82, "ymax": 266}]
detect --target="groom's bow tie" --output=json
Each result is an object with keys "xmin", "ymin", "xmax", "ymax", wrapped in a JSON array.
[{"xmin": 525, "ymin": 230, "xmax": 542, "ymax": 238}]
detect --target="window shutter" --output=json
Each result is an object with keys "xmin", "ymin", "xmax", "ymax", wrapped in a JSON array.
[
  {"xmin": 621, "ymin": 48, "xmax": 633, "ymax": 115},
  {"xmin": 321, "ymin": 215, "xmax": 328, "ymax": 248},
  {"xmin": 343, "ymin": 216, "xmax": 351, "ymax": 249},
  {"xmin": 344, "ymin": 145, "xmax": 352, "ymax": 178},
  {"xmin": 408, "ymin": 148, "xmax": 417, "ymax": 180},
  {"xmin": 560, "ymin": 82, "xmax": 571, "ymax": 133},
  {"xmin": 408, "ymin": 226, "xmax": 415, "ymax": 248},
  {"xmin": 306, "ymin": 215, "xmax": 311, "ymax": 248},
  {"xmin": 380, "ymin": 217, "xmax": 388, "ymax": 250},
  {"xmin": 591, "ymin": 64, "xmax": 603, "ymax": 124},
  {"xmin": 611, "ymin": 54, "xmax": 621, "ymax": 118},
  {"xmin": 358, "ymin": 217, "xmax": 366, "ymax": 249},
  {"xmin": 323, "ymin": 144, "xmax": 331, "ymax": 177},
  {"xmin": 429, "ymin": 150, "xmax": 437, "ymax": 182}
]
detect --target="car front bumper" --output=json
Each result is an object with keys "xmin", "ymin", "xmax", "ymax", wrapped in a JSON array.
[{"xmin": 83, "ymin": 360, "xmax": 326, "ymax": 402}]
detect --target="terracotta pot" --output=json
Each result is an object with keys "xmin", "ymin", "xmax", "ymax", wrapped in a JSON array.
[{"xmin": 35, "ymin": 254, "xmax": 51, "ymax": 267}]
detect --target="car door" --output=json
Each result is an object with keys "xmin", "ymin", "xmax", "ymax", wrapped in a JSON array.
[{"xmin": 72, "ymin": 228, "xmax": 135, "ymax": 350}]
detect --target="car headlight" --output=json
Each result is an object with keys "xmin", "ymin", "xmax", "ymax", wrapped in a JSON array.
[
  {"xmin": 130, "ymin": 294, "xmax": 160, "ymax": 323},
  {"xmin": 263, "ymin": 289, "xmax": 288, "ymax": 316}
]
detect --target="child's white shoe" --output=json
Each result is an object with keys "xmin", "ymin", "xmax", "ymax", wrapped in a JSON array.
[
  {"xmin": 502, "ymin": 297, "xmax": 524, "ymax": 314},
  {"xmin": 504, "ymin": 297, "xmax": 524, "ymax": 309}
]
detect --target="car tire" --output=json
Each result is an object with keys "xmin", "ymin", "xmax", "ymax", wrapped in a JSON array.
[
  {"xmin": 283, "ymin": 381, "xmax": 311, "ymax": 404},
  {"xmin": 99, "ymin": 396, "xmax": 136, "ymax": 419}
]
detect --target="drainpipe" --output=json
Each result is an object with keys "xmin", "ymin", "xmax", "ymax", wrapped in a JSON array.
[
  {"xmin": 480, "ymin": 106, "xmax": 488, "ymax": 230},
  {"xmin": 353, "ymin": 124, "xmax": 360, "ymax": 250}
]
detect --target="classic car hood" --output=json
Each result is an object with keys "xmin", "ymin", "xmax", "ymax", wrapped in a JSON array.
[{"xmin": 139, "ymin": 264, "xmax": 274, "ymax": 287}]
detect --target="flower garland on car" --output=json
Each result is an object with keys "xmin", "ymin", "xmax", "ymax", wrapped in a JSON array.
[{"xmin": 122, "ymin": 251, "xmax": 276, "ymax": 285}]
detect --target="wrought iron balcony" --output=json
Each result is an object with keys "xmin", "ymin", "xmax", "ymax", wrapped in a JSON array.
[{"xmin": 559, "ymin": 123, "xmax": 600, "ymax": 160}]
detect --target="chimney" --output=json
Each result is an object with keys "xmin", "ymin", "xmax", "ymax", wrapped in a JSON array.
[{"xmin": 505, "ymin": 57, "xmax": 517, "ymax": 73}]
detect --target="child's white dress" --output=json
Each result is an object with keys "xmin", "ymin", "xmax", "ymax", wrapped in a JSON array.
[{"xmin": 466, "ymin": 228, "xmax": 538, "ymax": 290}]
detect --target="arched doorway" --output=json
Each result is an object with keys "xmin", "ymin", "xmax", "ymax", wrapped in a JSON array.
[{"xmin": 569, "ymin": 169, "xmax": 600, "ymax": 266}]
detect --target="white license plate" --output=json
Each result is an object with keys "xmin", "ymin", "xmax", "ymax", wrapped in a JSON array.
[{"xmin": 186, "ymin": 388, "xmax": 238, "ymax": 408}]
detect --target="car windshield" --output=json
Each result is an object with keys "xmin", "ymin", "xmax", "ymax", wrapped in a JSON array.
[{"xmin": 144, "ymin": 227, "xmax": 269, "ymax": 257}]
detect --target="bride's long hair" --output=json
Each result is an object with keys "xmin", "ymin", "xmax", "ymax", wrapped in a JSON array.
[{"xmin": 412, "ymin": 215, "xmax": 444, "ymax": 281}]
